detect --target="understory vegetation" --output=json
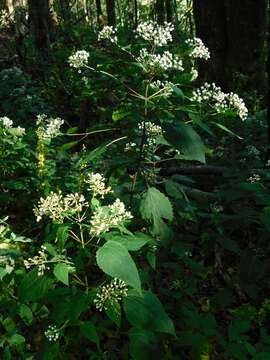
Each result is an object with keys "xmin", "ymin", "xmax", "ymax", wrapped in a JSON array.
[{"xmin": 1, "ymin": 1, "xmax": 270, "ymax": 359}]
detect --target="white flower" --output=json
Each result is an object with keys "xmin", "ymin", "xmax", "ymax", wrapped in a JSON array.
[
  {"xmin": 85, "ymin": 172, "xmax": 112, "ymax": 198},
  {"xmin": 186, "ymin": 37, "xmax": 210, "ymax": 60},
  {"xmin": 137, "ymin": 48, "xmax": 183, "ymax": 72},
  {"xmin": 45, "ymin": 325, "xmax": 60, "ymax": 342},
  {"xmin": 190, "ymin": 67, "xmax": 198, "ymax": 81},
  {"xmin": 68, "ymin": 50, "xmax": 90, "ymax": 69},
  {"xmin": 33, "ymin": 191, "xmax": 88, "ymax": 223},
  {"xmin": 24, "ymin": 245, "xmax": 49, "ymax": 276},
  {"xmin": 136, "ymin": 21, "xmax": 174, "ymax": 46},
  {"xmin": 0, "ymin": 116, "xmax": 13, "ymax": 128},
  {"xmin": 36, "ymin": 114, "xmax": 64, "ymax": 141},
  {"xmin": 191, "ymin": 82, "xmax": 248, "ymax": 120},
  {"xmin": 94, "ymin": 278, "xmax": 128, "ymax": 311},
  {"xmin": 248, "ymin": 174, "xmax": 261, "ymax": 183},
  {"xmin": 90, "ymin": 199, "xmax": 133, "ymax": 236},
  {"xmin": 124, "ymin": 142, "xmax": 137, "ymax": 152},
  {"xmin": 98, "ymin": 26, "xmax": 118, "ymax": 43},
  {"xmin": 150, "ymin": 80, "xmax": 174, "ymax": 97},
  {"xmin": 226, "ymin": 92, "xmax": 248, "ymax": 121}
]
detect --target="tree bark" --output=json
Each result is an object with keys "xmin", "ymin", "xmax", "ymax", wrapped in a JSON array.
[
  {"xmin": 156, "ymin": 0, "xmax": 165, "ymax": 24},
  {"xmin": 165, "ymin": 0, "xmax": 173, "ymax": 23},
  {"xmin": 28, "ymin": 0, "xmax": 51, "ymax": 53},
  {"xmin": 59, "ymin": 0, "xmax": 70, "ymax": 22},
  {"xmin": 193, "ymin": 0, "xmax": 267, "ymax": 95},
  {"xmin": 105, "ymin": 0, "xmax": 116, "ymax": 26},
  {"xmin": 95, "ymin": 0, "xmax": 102, "ymax": 28},
  {"xmin": 193, "ymin": 0, "xmax": 228, "ymax": 88}
]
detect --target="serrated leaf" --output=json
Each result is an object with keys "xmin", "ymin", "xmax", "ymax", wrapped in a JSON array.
[
  {"xmin": 53, "ymin": 263, "xmax": 69, "ymax": 286},
  {"xmin": 140, "ymin": 187, "xmax": 173, "ymax": 235},
  {"xmin": 80, "ymin": 321, "xmax": 99, "ymax": 345},
  {"xmin": 164, "ymin": 121, "xmax": 206, "ymax": 163},
  {"xmin": 18, "ymin": 269, "xmax": 53, "ymax": 302},
  {"xmin": 105, "ymin": 300, "xmax": 121, "ymax": 327},
  {"xmin": 96, "ymin": 241, "xmax": 141, "ymax": 293},
  {"xmin": 124, "ymin": 291, "xmax": 175, "ymax": 336}
]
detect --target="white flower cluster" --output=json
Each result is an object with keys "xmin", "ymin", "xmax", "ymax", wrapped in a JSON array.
[
  {"xmin": 34, "ymin": 191, "xmax": 88, "ymax": 223},
  {"xmin": 150, "ymin": 80, "xmax": 174, "ymax": 98},
  {"xmin": 90, "ymin": 199, "xmax": 133, "ymax": 236},
  {"xmin": 226, "ymin": 92, "xmax": 248, "ymax": 121},
  {"xmin": 138, "ymin": 121, "xmax": 163, "ymax": 138},
  {"xmin": 36, "ymin": 114, "xmax": 64, "ymax": 141},
  {"xmin": 85, "ymin": 172, "xmax": 112, "ymax": 198},
  {"xmin": 0, "ymin": 116, "xmax": 25, "ymax": 137},
  {"xmin": 125, "ymin": 121, "xmax": 163, "ymax": 152},
  {"xmin": 44, "ymin": 325, "xmax": 60, "ymax": 342},
  {"xmin": 191, "ymin": 82, "xmax": 248, "ymax": 120},
  {"xmin": 24, "ymin": 245, "xmax": 49, "ymax": 276},
  {"xmin": 124, "ymin": 142, "xmax": 137, "ymax": 152},
  {"xmin": 136, "ymin": 21, "xmax": 174, "ymax": 46},
  {"xmin": 185, "ymin": 37, "xmax": 210, "ymax": 60},
  {"xmin": 0, "ymin": 10, "xmax": 10, "ymax": 29},
  {"xmin": 68, "ymin": 50, "xmax": 90, "ymax": 69},
  {"xmin": 98, "ymin": 26, "xmax": 118, "ymax": 43},
  {"xmin": 248, "ymin": 174, "xmax": 261, "ymax": 183},
  {"xmin": 190, "ymin": 67, "xmax": 198, "ymax": 81},
  {"xmin": 94, "ymin": 278, "xmax": 128, "ymax": 311},
  {"xmin": 0, "ymin": 116, "xmax": 13, "ymax": 128},
  {"xmin": 138, "ymin": 49, "xmax": 183, "ymax": 73}
]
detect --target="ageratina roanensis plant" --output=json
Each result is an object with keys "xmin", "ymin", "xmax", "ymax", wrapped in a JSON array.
[{"xmin": 0, "ymin": 21, "xmax": 251, "ymax": 358}]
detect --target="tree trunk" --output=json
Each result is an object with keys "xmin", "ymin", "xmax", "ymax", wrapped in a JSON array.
[
  {"xmin": 134, "ymin": 0, "xmax": 138, "ymax": 28},
  {"xmin": 28, "ymin": 0, "xmax": 51, "ymax": 53},
  {"xmin": 193, "ymin": 0, "xmax": 228, "ymax": 88},
  {"xmin": 226, "ymin": 0, "xmax": 267, "ymax": 95},
  {"xmin": 95, "ymin": 0, "xmax": 102, "ymax": 28},
  {"xmin": 156, "ymin": 0, "xmax": 165, "ymax": 24},
  {"xmin": 58, "ymin": 0, "xmax": 70, "ymax": 22},
  {"xmin": 165, "ymin": 0, "xmax": 173, "ymax": 23},
  {"xmin": 193, "ymin": 0, "xmax": 267, "ymax": 96},
  {"xmin": 105, "ymin": 0, "xmax": 116, "ymax": 26}
]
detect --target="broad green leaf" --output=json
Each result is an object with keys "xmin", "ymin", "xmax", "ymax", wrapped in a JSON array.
[
  {"xmin": 164, "ymin": 121, "xmax": 206, "ymax": 163},
  {"xmin": 212, "ymin": 122, "xmax": 243, "ymax": 139},
  {"xmin": 103, "ymin": 232, "xmax": 153, "ymax": 251},
  {"xmin": 96, "ymin": 241, "xmax": 141, "ymax": 293},
  {"xmin": 8, "ymin": 334, "xmax": 25, "ymax": 347},
  {"xmin": 128, "ymin": 328, "xmax": 161, "ymax": 360},
  {"xmin": 53, "ymin": 263, "xmax": 69, "ymax": 286},
  {"xmin": 105, "ymin": 300, "xmax": 121, "ymax": 327},
  {"xmin": 112, "ymin": 109, "xmax": 131, "ymax": 122},
  {"xmin": 17, "ymin": 304, "xmax": 33, "ymax": 325},
  {"xmin": 140, "ymin": 187, "xmax": 173, "ymax": 235},
  {"xmin": 18, "ymin": 269, "xmax": 53, "ymax": 302},
  {"xmin": 80, "ymin": 321, "xmax": 99, "ymax": 345},
  {"xmin": 124, "ymin": 291, "xmax": 175, "ymax": 335}
]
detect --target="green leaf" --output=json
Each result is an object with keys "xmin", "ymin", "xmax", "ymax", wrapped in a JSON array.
[
  {"xmin": 53, "ymin": 263, "xmax": 69, "ymax": 286},
  {"xmin": 105, "ymin": 300, "xmax": 121, "ymax": 327},
  {"xmin": 140, "ymin": 187, "xmax": 173, "ymax": 235},
  {"xmin": 112, "ymin": 109, "xmax": 131, "ymax": 122},
  {"xmin": 129, "ymin": 329, "xmax": 161, "ymax": 360},
  {"xmin": 103, "ymin": 232, "xmax": 153, "ymax": 251},
  {"xmin": 8, "ymin": 334, "xmax": 25, "ymax": 347},
  {"xmin": 124, "ymin": 291, "xmax": 175, "ymax": 335},
  {"xmin": 17, "ymin": 304, "xmax": 33, "ymax": 325},
  {"xmin": 18, "ymin": 269, "xmax": 53, "ymax": 302},
  {"xmin": 164, "ymin": 121, "xmax": 206, "ymax": 163},
  {"xmin": 212, "ymin": 122, "xmax": 243, "ymax": 139},
  {"xmin": 96, "ymin": 241, "xmax": 141, "ymax": 293},
  {"xmin": 80, "ymin": 321, "xmax": 99, "ymax": 346}
]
